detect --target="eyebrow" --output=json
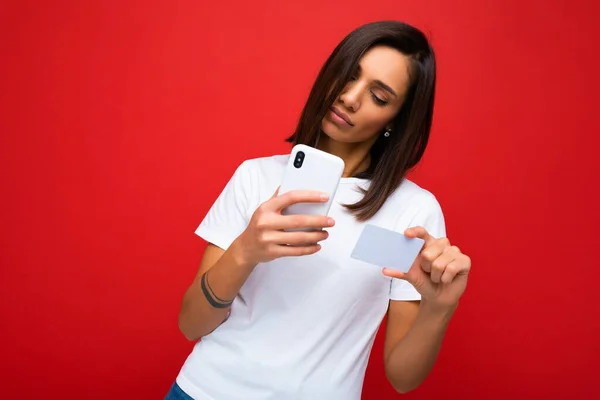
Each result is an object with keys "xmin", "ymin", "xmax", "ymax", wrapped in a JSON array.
[
  {"xmin": 373, "ymin": 80, "xmax": 397, "ymax": 98},
  {"xmin": 356, "ymin": 64, "xmax": 398, "ymax": 98}
]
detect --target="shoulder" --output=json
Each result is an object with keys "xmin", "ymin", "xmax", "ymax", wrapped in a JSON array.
[
  {"xmin": 237, "ymin": 154, "xmax": 289, "ymax": 173},
  {"xmin": 233, "ymin": 154, "xmax": 289, "ymax": 186},
  {"xmin": 384, "ymin": 178, "xmax": 442, "ymax": 214},
  {"xmin": 386, "ymin": 178, "xmax": 446, "ymax": 236},
  {"xmin": 227, "ymin": 153, "xmax": 290, "ymax": 207},
  {"xmin": 366, "ymin": 178, "xmax": 445, "ymax": 235}
]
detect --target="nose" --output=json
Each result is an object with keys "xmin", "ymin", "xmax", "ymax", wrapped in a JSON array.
[{"xmin": 339, "ymin": 81, "xmax": 362, "ymax": 112}]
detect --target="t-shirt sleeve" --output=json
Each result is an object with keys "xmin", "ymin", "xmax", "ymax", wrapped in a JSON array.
[
  {"xmin": 389, "ymin": 194, "xmax": 447, "ymax": 301},
  {"xmin": 194, "ymin": 161, "xmax": 253, "ymax": 251}
]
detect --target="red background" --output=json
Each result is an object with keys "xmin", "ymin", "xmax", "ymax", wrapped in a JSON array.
[{"xmin": 2, "ymin": 0, "xmax": 599, "ymax": 398}]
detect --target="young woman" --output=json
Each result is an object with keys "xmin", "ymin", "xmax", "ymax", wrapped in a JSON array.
[{"xmin": 166, "ymin": 20, "xmax": 472, "ymax": 400}]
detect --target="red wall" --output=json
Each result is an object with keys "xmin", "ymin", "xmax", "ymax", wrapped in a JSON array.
[{"xmin": 2, "ymin": 0, "xmax": 599, "ymax": 398}]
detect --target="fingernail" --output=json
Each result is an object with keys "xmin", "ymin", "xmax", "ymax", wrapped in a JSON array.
[
  {"xmin": 327, "ymin": 218, "xmax": 334, "ymax": 226},
  {"xmin": 320, "ymin": 193, "xmax": 329, "ymax": 200}
]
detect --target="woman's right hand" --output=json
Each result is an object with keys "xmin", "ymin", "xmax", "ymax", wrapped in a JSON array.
[{"xmin": 235, "ymin": 189, "xmax": 335, "ymax": 266}]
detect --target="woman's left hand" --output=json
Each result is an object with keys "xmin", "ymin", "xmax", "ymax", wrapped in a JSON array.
[{"xmin": 382, "ymin": 226, "xmax": 471, "ymax": 309}]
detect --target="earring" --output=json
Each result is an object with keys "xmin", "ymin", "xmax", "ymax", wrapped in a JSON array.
[{"xmin": 383, "ymin": 128, "xmax": 392, "ymax": 138}]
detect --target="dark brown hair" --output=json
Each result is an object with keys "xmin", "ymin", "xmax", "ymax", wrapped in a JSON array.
[{"xmin": 286, "ymin": 20, "xmax": 436, "ymax": 221}]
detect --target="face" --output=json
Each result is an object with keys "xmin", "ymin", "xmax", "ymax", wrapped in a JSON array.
[{"xmin": 321, "ymin": 45, "xmax": 412, "ymax": 145}]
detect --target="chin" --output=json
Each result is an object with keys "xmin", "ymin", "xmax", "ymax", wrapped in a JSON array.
[{"xmin": 320, "ymin": 120, "xmax": 359, "ymax": 144}]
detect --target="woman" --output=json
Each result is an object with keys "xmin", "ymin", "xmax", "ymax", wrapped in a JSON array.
[{"xmin": 166, "ymin": 20, "xmax": 472, "ymax": 400}]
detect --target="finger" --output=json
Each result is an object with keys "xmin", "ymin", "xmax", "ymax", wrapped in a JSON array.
[
  {"xmin": 441, "ymin": 254, "xmax": 471, "ymax": 284},
  {"xmin": 440, "ymin": 261, "xmax": 460, "ymax": 284},
  {"xmin": 268, "ymin": 190, "xmax": 329, "ymax": 211},
  {"xmin": 430, "ymin": 249, "xmax": 456, "ymax": 283},
  {"xmin": 419, "ymin": 236, "xmax": 450, "ymax": 272},
  {"xmin": 275, "ymin": 243, "xmax": 322, "ymax": 257},
  {"xmin": 382, "ymin": 268, "xmax": 407, "ymax": 280},
  {"xmin": 271, "ymin": 230, "xmax": 329, "ymax": 246},
  {"xmin": 418, "ymin": 243, "xmax": 445, "ymax": 273},
  {"xmin": 276, "ymin": 214, "xmax": 335, "ymax": 230},
  {"xmin": 404, "ymin": 226, "xmax": 434, "ymax": 243}
]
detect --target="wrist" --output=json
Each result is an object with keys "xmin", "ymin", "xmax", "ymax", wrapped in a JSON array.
[
  {"xmin": 229, "ymin": 235, "xmax": 257, "ymax": 271},
  {"xmin": 419, "ymin": 299, "xmax": 458, "ymax": 323}
]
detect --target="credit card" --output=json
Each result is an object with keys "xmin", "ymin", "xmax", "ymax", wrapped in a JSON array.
[{"xmin": 350, "ymin": 224, "xmax": 425, "ymax": 273}]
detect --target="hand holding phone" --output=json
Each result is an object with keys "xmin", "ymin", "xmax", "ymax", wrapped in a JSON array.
[{"xmin": 235, "ymin": 189, "xmax": 336, "ymax": 265}]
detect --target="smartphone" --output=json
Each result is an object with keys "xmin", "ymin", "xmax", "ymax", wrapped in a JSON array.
[
  {"xmin": 279, "ymin": 144, "xmax": 345, "ymax": 226},
  {"xmin": 351, "ymin": 224, "xmax": 425, "ymax": 273}
]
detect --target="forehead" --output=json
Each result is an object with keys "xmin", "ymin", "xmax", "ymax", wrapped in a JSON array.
[{"xmin": 358, "ymin": 45, "xmax": 411, "ymax": 94}]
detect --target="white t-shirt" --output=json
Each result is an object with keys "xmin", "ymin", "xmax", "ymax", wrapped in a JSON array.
[{"xmin": 176, "ymin": 154, "xmax": 446, "ymax": 400}]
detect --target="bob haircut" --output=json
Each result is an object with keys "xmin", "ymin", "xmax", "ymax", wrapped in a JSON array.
[{"xmin": 286, "ymin": 20, "xmax": 436, "ymax": 221}]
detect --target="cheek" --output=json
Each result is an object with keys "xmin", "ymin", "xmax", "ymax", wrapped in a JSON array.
[{"xmin": 356, "ymin": 107, "xmax": 395, "ymax": 135}]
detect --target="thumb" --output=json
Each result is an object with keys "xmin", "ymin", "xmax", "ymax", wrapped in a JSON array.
[{"xmin": 382, "ymin": 268, "xmax": 409, "ymax": 281}]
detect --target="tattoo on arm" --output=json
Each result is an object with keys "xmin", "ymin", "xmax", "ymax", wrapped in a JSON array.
[{"xmin": 200, "ymin": 271, "xmax": 234, "ymax": 309}]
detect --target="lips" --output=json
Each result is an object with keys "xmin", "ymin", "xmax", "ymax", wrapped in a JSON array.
[{"xmin": 330, "ymin": 106, "xmax": 354, "ymax": 126}]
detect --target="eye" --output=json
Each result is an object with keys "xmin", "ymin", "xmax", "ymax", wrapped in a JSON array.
[{"xmin": 371, "ymin": 92, "xmax": 388, "ymax": 106}]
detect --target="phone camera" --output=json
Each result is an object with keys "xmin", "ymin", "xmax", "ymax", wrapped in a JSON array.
[{"xmin": 294, "ymin": 151, "xmax": 305, "ymax": 168}]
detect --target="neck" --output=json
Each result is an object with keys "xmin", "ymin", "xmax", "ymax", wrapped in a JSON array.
[{"xmin": 317, "ymin": 135, "xmax": 375, "ymax": 178}]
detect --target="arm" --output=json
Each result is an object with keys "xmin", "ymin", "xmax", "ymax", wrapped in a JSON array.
[
  {"xmin": 382, "ymin": 225, "xmax": 471, "ymax": 393},
  {"xmin": 178, "ymin": 240, "xmax": 256, "ymax": 341},
  {"xmin": 178, "ymin": 189, "xmax": 333, "ymax": 341},
  {"xmin": 383, "ymin": 300, "xmax": 456, "ymax": 393}
]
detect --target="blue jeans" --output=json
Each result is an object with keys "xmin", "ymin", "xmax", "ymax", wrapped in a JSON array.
[{"xmin": 165, "ymin": 382, "xmax": 193, "ymax": 400}]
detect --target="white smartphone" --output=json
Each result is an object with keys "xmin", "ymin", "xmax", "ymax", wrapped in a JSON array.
[{"xmin": 279, "ymin": 144, "xmax": 345, "ymax": 223}]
